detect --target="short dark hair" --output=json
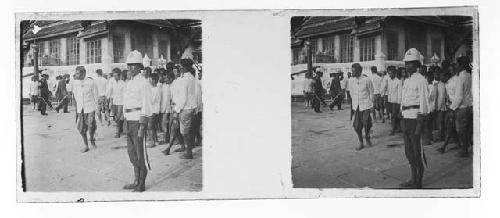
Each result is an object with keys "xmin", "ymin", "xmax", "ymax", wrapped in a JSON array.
[
  {"xmin": 352, "ymin": 63, "xmax": 362, "ymax": 71},
  {"xmin": 150, "ymin": 73, "xmax": 159, "ymax": 81},
  {"xmin": 112, "ymin": 68, "xmax": 122, "ymax": 75},
  {"xmin": 96, "ymin": 69, "xmax": 103, "ymax": 75},
  {"xmin": 166, "ymin": 71, "xmax": 175, "ymax": 80},
  {"xmin": 371, "ymin": 66, "xmax": 377, "ymax": 72}
]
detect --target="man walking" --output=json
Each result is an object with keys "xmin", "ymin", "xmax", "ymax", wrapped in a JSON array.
[
  {"xmin": 55, "ymin": 74, "xmax": 70, "ymax": 113},
  {"xmin": 387, "ymin": 66, "xmax": 402, "ymax": 135},
  {"xmin": 122, "ymin": 50, "xmax": 152, "ymax": 192},
  {"xmin": 328, "ymin": 72, "xmax": 342, "ymax": 111},
  {"xmin": 370, "ymin": 66, "xmax": 384, "ymax": 122},
  {"xmin": 349, "ymin": 63, "xmax": 374, "ymax": 150},
  {"xmin": 450, "ymin": 56, "xmax": 473, "ymax": 157},
  {"xmin": 108, "ymin": 68, "xmax": 126, "ymax": 138},
  {"xmin": 95, "ymin": 69, "xmax": 110, "ymax": 126},
  {"xmin": 73, "ymin": 66, "xmax": 99, "ymax": 153},
  {"xmin": 400, "ymin": 48, "xmax": 430, "ymax": 189}
]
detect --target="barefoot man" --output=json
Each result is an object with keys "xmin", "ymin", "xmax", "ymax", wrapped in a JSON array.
[{"xmin": 349, "ymin": 63, "xmax": 374, "ymax": 150}]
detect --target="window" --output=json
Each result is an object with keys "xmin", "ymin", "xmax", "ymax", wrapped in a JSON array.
[
  {"xmin": 323, "ymin": 36, "xmax": 335, "ymax": 55},
  {"xmin": 431, "ymin": 38, "xmax": 442, "ymax": 58},
  {"xmin": 339, "ymin": 34, "xmax": 353, "ymax": 63},
  {"xmin": 359, "ymin": 36, "xmax": 375, "ymax": 62},
  {"xmin": 386, "ymin": 31, "xmax": 399, "ymax": 60},
  {"xmin": 48, "ymin": 39, "xmax": 61, "ymax": 65},
  {"xmin": 66, "ymin": 37, "xmax": 80, "ymax": 65},
  {"xmin": 86, "ymin": 39, "xmax": 102, "ymax": 64},
  {"xmin": 112, "ymin": 34, "xmax": 125, "ymax": 63}
]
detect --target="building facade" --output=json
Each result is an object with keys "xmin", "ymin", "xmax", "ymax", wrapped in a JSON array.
[
  {"xmin": 290, "ymin": 16, "xmax": 449, "ymax": 95},
  {"xmin": 21, "ymin": 20, "xmax": 201, "ymax": 98}
]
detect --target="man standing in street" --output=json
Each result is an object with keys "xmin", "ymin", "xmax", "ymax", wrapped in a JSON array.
[
  {"xmin": 122, "ymin": 50, "xmax": 152, "ymax": 192},
  {"xmin": 73, "ymin": 66, "xmax": 99, "ymax": 153},
  {"xmin": 55, "ymin": 74, "xmax": 69, "ymax": 113},
  {"xmin": 108, "ymin": 68, "xmax": 126, "ymax": 138},
  {"xmin": 450, "ymin": 56, "xmax": 473, "ymax": 157},
  {"xmin": 29, "ymin": 76, "xmax": 39, "ymax": 111},
  {"xmin": 400, "ymin": 48, "xmax": 430, "ymax": 189},
  {"xmin": 38, "ymin": 74, "xmax": 51, "ymax": 115},
  {"xmin": 328, "ymin": 72, "xmax": 342, "ymax": 111},
  {"xmin": 349, "ymin": 63, "xmax": 374, "ymax": 151},
  {"xmin": 387, "ymin": 66, "xmax": 402, "ymax": 135},
  {"xmin": 370, "ymin": 66, "xmax": 384, "ymax": 123},
  {"xmin": 95, "ymin": 69, "xmax": 110, "ymax": 126},
  {"xmin": 173, "ymin": 59, "xmax": 198, "ymax": 159}
]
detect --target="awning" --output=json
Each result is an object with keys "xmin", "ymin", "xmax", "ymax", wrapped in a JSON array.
[{"xmin": 23, "ymin": 20, "xmax": 82, "ymax": 41}]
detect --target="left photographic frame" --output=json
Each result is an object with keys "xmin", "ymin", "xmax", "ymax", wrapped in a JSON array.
[{"xmin": 17, "ymin": 14, "xmax": 203, "ymax": 201}]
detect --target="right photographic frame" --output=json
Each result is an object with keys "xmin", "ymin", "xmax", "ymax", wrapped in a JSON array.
[{"xmin": 290, "ymin": 7, "xmax": 479, "ymax": 194}]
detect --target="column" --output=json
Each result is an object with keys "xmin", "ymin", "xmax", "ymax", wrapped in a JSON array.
[
  {"xmin": 79, "ymin": 38, "xmax": 86, "ymax": 65},
  {"xmin": 334, "ymin": 34, "xmax": 340, "ymax": 62},
  {"xmin": 101, "ymin": 37, "xmax": 113, "ymax": 75},
  {"xmin": 353, "ymin": 36, "xmax": 360, "ymax": 62},
  {"xmin": 124, "ymin": 29, "xmax": 132, "ymax": 58},
  {"xmin": 152, "ymin": 31, "xmax": 159, "ymax": 66},
  {"xmin": 60, "ymin": 38, "xmax": 67, "ymax": 66}
]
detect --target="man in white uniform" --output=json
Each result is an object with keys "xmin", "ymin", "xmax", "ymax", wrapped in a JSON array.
[
  {"xmin": 400, "ymin": 48, "xmax": 430, "ymax": 189},
  {"xmin": 95, "ymin": 69, "xmax": 110, "ymax": 126},
  {"xmin": 107, "ymin": 68, "xmax": 126, "ymax": 138},
  {"xmin": 122, "ymin": 50, "xmax": 152, "ymax": 192}
]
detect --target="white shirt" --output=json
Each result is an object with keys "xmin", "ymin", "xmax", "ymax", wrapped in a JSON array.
[
  {"xmin": 160, "ymin": 83, "xmax": 173, "ymax": 114},
  {"xmin": 66, "ymin": 80, "xmax": 73, "ymax": 92},
  {"xmin": 436, "ymin": 81, "xmax": 446, "ymax": 111},
  {"xmin": 450, "ymin": 70, "xmax": 473, "ymax": 110},
  {"xmin": 428, "ymin": 83, "xmax": 438, "ymax": 112},
  {"xmin": 123, "ymin": 75, "xmax": 152, "ymax": 120},
  {"xmin": 371, "ymin": 74, "xmax": 383, "ymax": 95},
  {"xmin": 151, "ymin": 85, "xmax": 162, "ymax": 114},
  {"xmin": 380, "ymin": 74, "xmax": 390, "ymax": 95},
  {"xmin": 29, "ymin": 80, "xmax": 39, "ymax": 95},
  {"xmin": 107, "ymin": 79, "xmax": 126, "ymax": 106},
  {"xmin": 95, "ymin": 76, "xmax": 108, "ymax": 97},
  {"xmin": 446, "ymin": 75, "xmax": 459, "ymax": 108},
  {"xmin": 73, "ymin": 77, "xmax": 99, "ymax": 113},
  {"xmin": 303, "ymin": 78, "xmax": 313, "ymax": 93},
  {"xmin": 172, "ymin": 73, "xmax": 197, "ymax": 112},
  {"xmin": 340, "ymin": 78, "xmax": 348, "ymax": 90},
  {"xmin": 348, "ymin": 76, "xmax": 374, "ymax": 111},
  {"xmin": 401, "ymin": 73, "xmax": 430, "ymax": 119},
  {"xmin": 388, "ymin": 77, "xmax": 402, "ymax": 104}
]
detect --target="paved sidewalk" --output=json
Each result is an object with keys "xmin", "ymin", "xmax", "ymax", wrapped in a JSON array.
[
  {"xmin": 21, "ymin": 105, "xmax": 202, "ymax": 192},
  {"xmin": 291, "ymin": 102, "xmax": 473, "ymax": 189}
]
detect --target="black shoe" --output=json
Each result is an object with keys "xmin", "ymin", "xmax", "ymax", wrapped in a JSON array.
[
  {"xmin": 123, "ymin": 182, "xmax": 139, "ymax": 190},
  {"xmin": 162, "ymin": 149, "xmax": 171, "ymax": 155},
  {"xmin": 63, "ymin": 110, "xmax": 70, "ymax": 113},
  {"xmin": 80, "ymin": 147, "xmax": 90, "ymax": 153}
]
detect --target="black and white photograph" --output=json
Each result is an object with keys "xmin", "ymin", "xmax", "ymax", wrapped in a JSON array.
[
  {"xmin": 290, "ymin": 10, "xmax": 478, "ymax": 190},
  {"xmin": 19, "ymin": 17, "xmax": 203, "ymax": 193}
]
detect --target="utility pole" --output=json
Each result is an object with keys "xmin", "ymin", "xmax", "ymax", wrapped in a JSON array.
[
  {"xmin": 306, "ymin": 40, "xmax": 312, "ymax": 75},
  {"xmin": 32, "ymin": 43, "xmax": 39, "ymax": 78}
]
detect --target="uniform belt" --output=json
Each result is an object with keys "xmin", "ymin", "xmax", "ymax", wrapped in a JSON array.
[
  {"xmin": 402, "ymin": 105, "xmax": 420, "ymax": 110},
  {"xmin": 125, "ymin": 107, "xmax": 142, "ymax": 113}
]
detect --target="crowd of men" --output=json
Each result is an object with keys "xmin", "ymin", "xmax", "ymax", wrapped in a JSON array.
[
  {"xmin": 300, "ymin": 48, "xmax": 473, "ymax": 189},
  {"xmin": 27, "ymin": 50, "xmax": 203, "ymax": 192}
]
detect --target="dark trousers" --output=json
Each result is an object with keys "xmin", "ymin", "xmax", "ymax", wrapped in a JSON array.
[
  {"xmin": 312, "ymin": 94, "xmax": 321, "ymax": 112},
  {"xmin": 55, "ymin": 95, "xmax": 69, "ymax": 112},
  {"xmin": 435, "ymin": 111, "xmax": 446, "ymax": 141},
  {"xmin": 421, "ymin": 113, "xmax": 433, "ymax": 145},
  {"xmin": 403, "ymin": 118, "xmax": 424, "ymax": 186},
  {"xmin": 391, "ymin": 103, "xmax": 401, "ymax": 133},
  {"xmin": 193, "ymin": 112, "xmax": 202, "ymax": 146},
  {"xmin": 126, "ymin": 121, "xmax": 148, "ymax": 188},
  {"xmin": 455, "ymin": 107, "xmax": 473, "ymax": 154},
  {"xmin": 38, "ymin": 95, "xmax": 48, "ymax": 114}
]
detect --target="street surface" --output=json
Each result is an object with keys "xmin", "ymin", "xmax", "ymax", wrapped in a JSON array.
[
  {"xmin": 291, "ymin": 101, "xmax": 473, "ymax": 189},
  {"xmin": 21, "ymin": 104, "xmax": 202, "ymax": 192}
]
